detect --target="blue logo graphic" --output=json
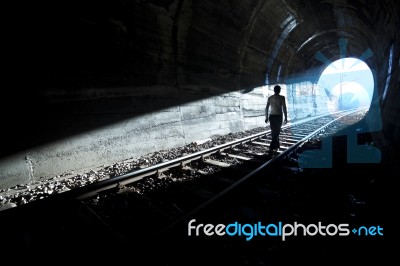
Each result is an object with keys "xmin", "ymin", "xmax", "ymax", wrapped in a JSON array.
[{"xmin": 294, "ymin": 38, "xmax": 382, "ymax": 167}]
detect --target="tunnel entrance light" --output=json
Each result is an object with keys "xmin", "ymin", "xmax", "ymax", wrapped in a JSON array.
[{"xmin": 318, "ymin": 57, "xmax": 374, "ymax": 113}]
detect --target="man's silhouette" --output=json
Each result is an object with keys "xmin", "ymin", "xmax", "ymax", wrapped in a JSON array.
[{"xmin": 265, "ymin": 85, "xmax": 288, "ymax": 155}]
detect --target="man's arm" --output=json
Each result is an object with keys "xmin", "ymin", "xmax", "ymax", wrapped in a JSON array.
[
  {"xmin": 282, "ymin": 96, "xmax": 288, "ymax": 123},
  {"xmin": 265, "ymin": 98, "xmax": 270, "ymax": 123}
]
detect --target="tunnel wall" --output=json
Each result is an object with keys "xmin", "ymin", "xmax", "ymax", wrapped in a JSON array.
[
  {"xmin": 0, "ymin": 82, "xmax": 330, "ymax": 189},
  {"xmin": 0, "ymin": 87, "xmax": 258, "ymax": 189}
]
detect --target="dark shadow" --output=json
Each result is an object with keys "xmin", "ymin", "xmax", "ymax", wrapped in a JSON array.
[{"xmin": 3, "ymin": 0, "xmax": 239, "ymax": 158}]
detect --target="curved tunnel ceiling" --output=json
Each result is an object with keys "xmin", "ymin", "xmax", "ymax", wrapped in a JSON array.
[
  {"xmin": 233, "ymin": 0, "xmax": 399, "ymax": 89},
  {"xmin": 19, "ymin": 0, "xmax": 398, "ymax": 94}
]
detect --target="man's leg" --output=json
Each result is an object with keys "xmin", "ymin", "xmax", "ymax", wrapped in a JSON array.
[
  {"xmin": 275, "ymin": 116, "xmax": 283, "ymax": 151},
  {"xmin": 269, "ymin": 115, "xmax": 279, "ymax": 152},
  {"xmin": 269, "ymin": 115, "xmax": 282, "ymax": 154}
]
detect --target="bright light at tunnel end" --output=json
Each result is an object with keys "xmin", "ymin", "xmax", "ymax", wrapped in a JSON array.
[{"xmin": 318, "ymin": 57, "xmax": 374, "ymax": 116}]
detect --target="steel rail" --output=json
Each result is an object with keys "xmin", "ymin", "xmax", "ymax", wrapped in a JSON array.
[
  {"xmin": 3, "ymin": 109, "xmax": 360, "ymax": 209},
  {"xmin": 69, "ymin": 110, "xmax": 356, "ymax": 200},
  {"xmin": 145, "ymin": 109, "xmax": 361, "ymax": 241}
]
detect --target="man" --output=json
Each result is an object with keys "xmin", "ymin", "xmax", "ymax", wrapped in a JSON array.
[{"xmin": 265, "ymin": 85, "xmax": 288, "ymax": 155}]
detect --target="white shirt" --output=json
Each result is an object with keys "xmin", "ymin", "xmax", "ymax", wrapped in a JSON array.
[{"xmin": 266, "ymin": 94, "xmax": 287, "ymax": 117}]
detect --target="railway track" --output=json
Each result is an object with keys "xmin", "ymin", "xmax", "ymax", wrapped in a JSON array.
[{"xmin": 0, "ymin": 108, "xmax": 370, "ymax": 262}]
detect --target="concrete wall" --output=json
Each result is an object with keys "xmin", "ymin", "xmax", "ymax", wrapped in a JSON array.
[
  {"xmin": 286, "ymin": 82, "xmax": 330, "ymax": 120},
  {"xmin": 0, "ymin": 83, "xmax": 328, "ymax": 189}
]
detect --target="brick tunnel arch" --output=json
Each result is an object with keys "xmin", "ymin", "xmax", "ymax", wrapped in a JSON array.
[{"xmin": 233, "ymin": 0, "xmax": 397, "ymax": 92}]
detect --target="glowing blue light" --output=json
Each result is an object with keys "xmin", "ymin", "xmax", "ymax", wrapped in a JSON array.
[{"xmin": 318, "ymin": 58, "xmax": 374, "ymax": 113}]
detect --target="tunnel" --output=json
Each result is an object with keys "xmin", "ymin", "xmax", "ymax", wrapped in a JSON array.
[
  {"xmin": 1, "ymin": 0, "xmax": 399, "ymax": 191},
  {"xmin": 0, "ymin": 1, "xmax": 398, "ymax": 263}
]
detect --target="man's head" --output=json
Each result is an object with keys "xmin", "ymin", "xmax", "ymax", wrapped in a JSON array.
[{"xmin": 274, "ymin": 85, "xmax": 281, "ymax": 94}]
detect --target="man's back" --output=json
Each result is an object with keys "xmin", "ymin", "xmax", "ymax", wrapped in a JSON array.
[{"xmin": 267, "ymin": 94, "xmax": 286, "ymax": 115}]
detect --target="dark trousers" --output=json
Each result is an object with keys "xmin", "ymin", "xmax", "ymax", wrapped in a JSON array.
[{"xmin": 269, "ymin": 115, "xmax": 283, "ymax": 150}]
